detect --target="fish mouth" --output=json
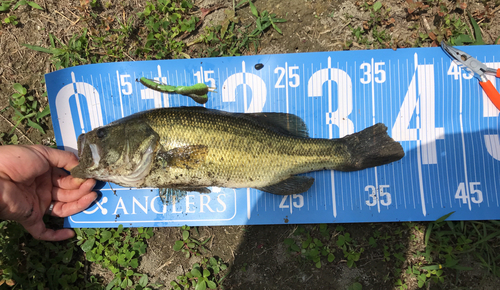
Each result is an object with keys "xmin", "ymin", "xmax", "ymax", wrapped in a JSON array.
[
  {"xmin": 109, "ymin": 141, "xmax": 156, "ymax": 187},
  {"xmin": 77, "ymin": 133, "xmax": 101, "ymax": 170}
]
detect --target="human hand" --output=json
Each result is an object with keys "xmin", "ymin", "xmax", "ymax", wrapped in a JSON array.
[{"xmin": 0, "ymin": 145, "xmax": 97, "ymax": 241}]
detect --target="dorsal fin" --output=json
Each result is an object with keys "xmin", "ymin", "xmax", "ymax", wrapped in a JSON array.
[{"xmin": 240, "ymin": 113, "xmax": 309, "ymax": 138}]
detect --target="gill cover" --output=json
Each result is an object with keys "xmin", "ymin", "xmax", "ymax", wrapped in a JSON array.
[{"xmin": 71, "ymin": 118, "xmax": 160, "ymax": 187}]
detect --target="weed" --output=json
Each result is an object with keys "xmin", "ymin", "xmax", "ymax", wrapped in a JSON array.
[
  {"xmin": 0, "ymin": 131, "xmax": 19, "ymax": 145},
  {"xmin": 241, "ymin": 0, "xmax": 286, "ymax": 37},
  {"xmin": 284, "ymin": 225, "xmax": 336, "ymax": 269},
  {"xmin": 351, "ymin": 26, "xmax": 368, "ymax": 44},
  {"xmin": 2, "ymin": 14, "xmax": 17, "ymax": 25},
  {"xmin": 0, "ymin": 0, "xmax": 42, "ymax": 12},
  {"xmin": 170, "ymin": 257, "xmax": 228, "ymax": 290},
  {"xmin": 194, "ymin": 9, "xmax": 255, "ymax": 57},
  {"xmin": 170, "ymin": 227, "xmax": 228, "ymax": 289},
  {"xmin": 350, "ymin": 1, "xmax": 394, "ymax": 48},
  {"xmin": 347, "ymin": 282, "xmax": 363, "ymax": 290},
  {"xmin": 449, "ymin": 12, "xmax": 485, "ymax": 45},
  {"xmin": 285, "ymin": 225, "xmax": 366, "ymax": 269},
  {"xmin": 0, "ymin": 1, "xmax": 10, "ymax": 11},
  {"xmin": 24, "ymin": 29, "xmax": 91, "ymax": 69},
  {"xmin": 173, "ymin": 225, "xmax": 211, "ymax": 258},
  {"xmin": 75, "ymin": 225, "xmax": 156, "ymax": 289},
  {"xmin": 194, "ymin": 0, "xmax": 285, "ymax": 57},
  {"xmin": 12, "ymin": 0, "xmax": 43, "ymax": 10},
  {"xmin": 392, "ymin": 213, "xmax": 500, "ymax": 289},
  {"xmin": 405, "ymin": 0, "xmax": 430, "ymax": 21},
  {"xmin": 0, "ymin": 220, "xmax": 102, "ymax": 289},
  {"xmin": 8, "ymin": 83, "xmax": 50, "ymax": 134},
  {"xmin": 405, "ymin": 0, "xmax": 487, "ymax": 47},
  {"xmin": 0, "ymin": 0, "xmax": 42, "ymax": 26},
  {"xmin": 135, "ymin": 0, "xmax": 199, "ymax": 60}
]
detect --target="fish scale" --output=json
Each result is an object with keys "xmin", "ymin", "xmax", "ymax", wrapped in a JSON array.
[
  {"xmin": 144, "ymin": 108, "xmax": 349, "ymax": 189},
  {"xmin": 71, "ymin": 107, "xmax": 404, "ymax": 196}
]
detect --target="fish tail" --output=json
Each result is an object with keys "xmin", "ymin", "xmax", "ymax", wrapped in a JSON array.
[{"xmin": 339, "ymin": 123, "xmax": 404, "ymax": 171}]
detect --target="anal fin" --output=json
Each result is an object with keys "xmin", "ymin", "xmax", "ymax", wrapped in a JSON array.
[{"xmin": 256, "ymin": 176, "xmax": 314, "ymax": 195}]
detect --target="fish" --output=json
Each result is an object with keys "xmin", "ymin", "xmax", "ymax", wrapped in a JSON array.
[{"xmin": 71, "ymin": 107, "xmax": 405, "ymax": 196}]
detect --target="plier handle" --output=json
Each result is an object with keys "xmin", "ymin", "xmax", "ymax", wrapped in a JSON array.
[{"xmin": 441, "ymin": 41, "xmax": 500, "ymax": 111}]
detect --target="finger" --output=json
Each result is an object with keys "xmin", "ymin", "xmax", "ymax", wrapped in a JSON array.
[
  {"xmin": 51, "ymin": 192, "xmax": 98, "ymax": 217},
  {"xmin": 52, "ymin": 168, "xmax": 93, "ymax": 189},
  {"xmin": 52, "ymin": 179, "xmax": 96, "ymax": 202},
  {"xmin": 22, "ymin": 219, "xmax": 75, "ymax": 241},
  {"xmin": 30, "ymin": 145, "xmax": 80, "ymax": 172}
]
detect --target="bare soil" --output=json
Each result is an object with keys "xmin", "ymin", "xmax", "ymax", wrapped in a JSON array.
[{"xmin": 1, "ymin": 0, "xmax": 500, "ymax": 289}]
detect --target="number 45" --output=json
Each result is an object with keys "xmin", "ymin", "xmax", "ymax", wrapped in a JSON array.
[{"xmin": 455, "ymin": 182, "xmax": 483, "ymax": 205}]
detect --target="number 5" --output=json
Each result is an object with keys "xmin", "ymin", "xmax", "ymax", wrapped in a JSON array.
[
  {"xmin": 120, "ymin": 74, "xmax": 132, "ymax": 95},
  {"xmin": 374, "ymin": 62, "xmax": 386, "ymax": 83},
  {"xmin": 288, "ymin": 66, "xmax": 300, "ymax": 88},
  {"xmin": 204, "ymin": 70, "xmax": 215, "ymax": 88}
]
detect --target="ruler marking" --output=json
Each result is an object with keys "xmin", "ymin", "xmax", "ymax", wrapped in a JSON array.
[
  {"xmin": 441, "ymin": 59, "xmax": 452, "ymax": 209},
  {"xmin": 303, "ymin": 63, "xmax": 311, "ymax": 212},
  {"xmin": 115, "ymin": 71, "xmax": 124, "ymax": 118},
  {"xmin": 424, "ymin": 59, "xmax": 435, "ymax": 209},
  {"xmin": 388, "ymin": 60, "xmax": 396, "ymax": 209},
  {"xmin": 479, "ymin": 71, "xmax": 490, "ymax": 207},
  {"xmin": 247, "ymin": 188, "xmax": 251, "ymax": 220},
  {"xmin": 397, "ymin": 60, "xmax": 406, "ymax": 209},
  {"xmin": 458, "ymin": 67, "xmax": 472, "ymax": 211},
  {"xmin": 285, "ymin": 62, "xmax": 289, "ymax": 113},
  {"xmin": 370, "ymin": 58, "xmax": 381, "ymax": 213},
  {"xmin": 468, "ymin": 75, "xmax": 479, "ymax": 207},
  {"xmin": 107, "ymin": 73, "xmax": 116, "ymax": 121},
  {"xmin": 415, "ymin": 54, "xmax": 427, "ymax": 216}
]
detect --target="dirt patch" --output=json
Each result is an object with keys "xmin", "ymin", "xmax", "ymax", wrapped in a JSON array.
[{"xmin": 1, "ymin": 0, "xmax": 500, "ymax": 289}]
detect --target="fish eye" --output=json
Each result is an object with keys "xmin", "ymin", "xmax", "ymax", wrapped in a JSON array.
[{"xmin": 96, "ymin": 128, "xmax": 107, "ymax": 139}]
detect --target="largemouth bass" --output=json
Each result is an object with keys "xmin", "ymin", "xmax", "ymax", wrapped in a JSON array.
[{"xmin": 71, "ymin": 107, "xmax": 404, "ymax": 195}]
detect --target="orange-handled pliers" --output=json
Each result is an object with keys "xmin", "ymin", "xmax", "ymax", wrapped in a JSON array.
[{"xmin": 441, "ymin": 41, "xmax": 500, "ymax": 111}]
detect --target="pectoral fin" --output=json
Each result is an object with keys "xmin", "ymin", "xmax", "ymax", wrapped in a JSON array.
[
  {"xmin": 256, "ymin": 176, "xmax": 314, "ymax": 195},
  {"xmin": 157, "ymin": 145, "xmax": 208, "ymax": 169},
  {"xmin": 159, "ymin": 187, "xmax": 211, "ymax": 205},
  {"xmin": 159, "ymin": 188, "xmax": 187, "ymax": 205}
]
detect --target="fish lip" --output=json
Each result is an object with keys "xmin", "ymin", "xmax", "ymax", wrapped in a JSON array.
[{"xmin": 89, "ymin": 144, "xmax": 101, "ymax": 168}]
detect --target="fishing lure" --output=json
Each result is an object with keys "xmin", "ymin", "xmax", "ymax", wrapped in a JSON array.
[{"xmin": 139, "ymin": 77, "xmax": 214, "ymax": 104}]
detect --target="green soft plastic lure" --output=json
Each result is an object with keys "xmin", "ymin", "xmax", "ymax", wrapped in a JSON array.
[{"xmin": 139, "ymin": 77, "xmax": 214, "ymax": 104}]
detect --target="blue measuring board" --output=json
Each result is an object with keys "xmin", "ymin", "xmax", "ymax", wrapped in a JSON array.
[{"xmin": 45, "ymin": 46, "xmax": 500, "ymax": 228}]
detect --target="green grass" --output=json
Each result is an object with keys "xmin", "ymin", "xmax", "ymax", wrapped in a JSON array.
[
  {"xmin": 170, "ymin": 227, "xmax": 228, "ymax": 290},
  {"xmin": 0, "ymin": 1, "xmax": 286, "ymax": 288},
  {"xmin": 1, "ymin": 0, "xmax": 500, "ymax": 289},
  {"xmin": 76, "ymin": 226, "xmax": 156, "ymax": 290},
  {"xmin": 0, "ymin": 220, "xmax": 102, "ymax": 289}
]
